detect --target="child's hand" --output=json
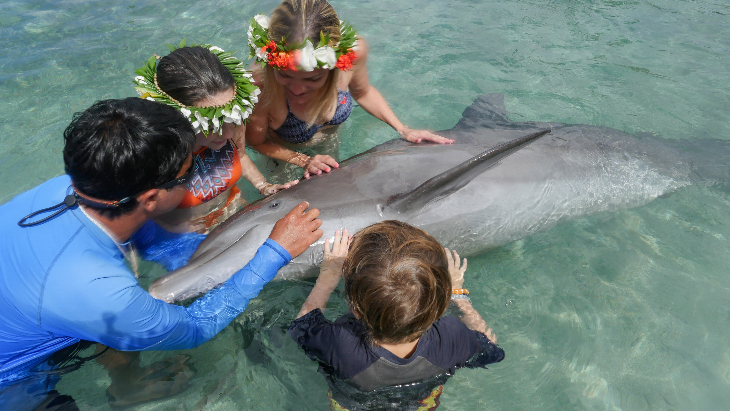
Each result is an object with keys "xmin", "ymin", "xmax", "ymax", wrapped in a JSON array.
[
  {"xmin": 297, "ymin": 229, "xmax": 352, "ymax": 319},
  {"xmin": 485, "ymin": 328, "xmax": 498, "ymax": 343},
  {"xmin": 445, "ymin": 248, "xmax": 467, "ymax": 289},
  {"xmin": 320, "ymin": 229, "xmax": 352, "ymax": 280}
]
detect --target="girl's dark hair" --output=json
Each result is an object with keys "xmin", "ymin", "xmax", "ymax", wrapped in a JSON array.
[
  {"xmin": 156, "ymin": 46, "xmax": 235, "ymax": 106},
  {"xmin": 343, "ymin": 221, "xmax": 451, "ymax": 344},
  {"xmin": 63, "ymin": 98, "xmax": 195, "ymax": 218}
]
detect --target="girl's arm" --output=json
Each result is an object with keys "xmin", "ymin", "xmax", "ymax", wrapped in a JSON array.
[
  {"xmin": 348, "ymin": 38, "xmax": 454, "ymax": 145},
  {"xmin": 233, "ymin": 126, "xmax": 298, "ymax": 195},
  {"xmin": 446, "ymin": 248, "xmax": 498, "ymax": 343},
  {"xmin": 296, "ymin": 229, "xmax": 352, "ymax": 318}
]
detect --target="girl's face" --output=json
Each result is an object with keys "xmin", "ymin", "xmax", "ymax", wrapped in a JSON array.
[
  {"xmin": 192, "ymin": 87, "xmax": 242, "ymax": 150},
  {"xmin": 274, "ymin": 68, "xmax": 330, "ymax": 106},
  {"xmin": 194, "ymin": 122, "xmax": 237, "ymax": 151}
]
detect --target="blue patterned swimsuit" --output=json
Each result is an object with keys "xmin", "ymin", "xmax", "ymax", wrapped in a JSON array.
[{"xmin": 274, "ymin": 90, "xmax": 353, "ymax": 144}]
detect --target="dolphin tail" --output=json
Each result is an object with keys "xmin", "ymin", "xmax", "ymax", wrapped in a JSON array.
[
  {"xmin": 623, "ymin": 132, "xmax": 730, "ymax": 188},
  {"xmin": 657, "ymin": 136, "xmax": 730, "ymax": 186},
  {"xmin": 384, "ymin": 129, "xmax": 551, "ymax": 214}
]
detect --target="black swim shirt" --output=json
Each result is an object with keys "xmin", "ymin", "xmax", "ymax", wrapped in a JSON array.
[{"xmin": 289, "ymin": 309, "xmax": 504, "ymax": 410}]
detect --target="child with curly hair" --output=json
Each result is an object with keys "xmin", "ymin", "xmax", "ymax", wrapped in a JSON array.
[{"xmin": 289, "ymin": 221, "xmax": 504, "ymax": 410}]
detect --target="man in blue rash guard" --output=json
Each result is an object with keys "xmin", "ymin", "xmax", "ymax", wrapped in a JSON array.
[{"xmin": 0, "ymin": 98, "xmax": 323, "ymax": 410}]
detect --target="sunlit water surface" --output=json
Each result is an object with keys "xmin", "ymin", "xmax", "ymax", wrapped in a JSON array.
[{"xmin": 1, "ymin": 0, "xmax": 729, "ymax": 409}]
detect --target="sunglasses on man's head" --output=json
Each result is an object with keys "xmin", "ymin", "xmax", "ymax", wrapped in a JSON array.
[
  {"xmin": 156, "ymin": 163, "xmax": 195, "ymax": 190},
  {"xmin": 85, "ymin": 163, "xmax": 194, "ymax": 208},
  {"xmin": 17, "ymin": 163, "xmax": 196, "ymax": 227}
]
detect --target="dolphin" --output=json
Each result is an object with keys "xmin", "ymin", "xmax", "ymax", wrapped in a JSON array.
[{"xmin": 149, "ymin": 94, "xmax": 730, "ymax": 303}]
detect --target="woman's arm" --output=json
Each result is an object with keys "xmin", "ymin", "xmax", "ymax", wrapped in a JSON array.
[
  {"xmin": 445, "ymin": 248, "xmax": 497, "ymax": 343},
  {"xmin": 348, "ymin": 38, "xmax": 454, "ymax": 145},
  {"xmin": 296, "ymin": 229, "xmax": 352, "ymax": 318}
]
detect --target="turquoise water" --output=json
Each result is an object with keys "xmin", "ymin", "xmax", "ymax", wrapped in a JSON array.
[{"xmin": 2, "ymin": 0, "xmax": 730, "ymax": 409}]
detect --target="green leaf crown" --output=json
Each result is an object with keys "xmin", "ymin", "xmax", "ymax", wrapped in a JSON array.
[{"xmin": 133, "ymin": 39, "xmax": 260, "ymax": 136}]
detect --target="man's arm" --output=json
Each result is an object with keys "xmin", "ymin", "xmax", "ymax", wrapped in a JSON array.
[
  {"xmin": 131, "ymin": 220, "xmax": 206, "ymax": 271},
  {"xmin": 45, "ymin": 202, "xmax": 322, "ymax": 351}
]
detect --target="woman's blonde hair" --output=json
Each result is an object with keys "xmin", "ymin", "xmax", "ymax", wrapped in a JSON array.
[{"xmin": 261, "ymin": 0, "xmax": 342, "ymax": 126}]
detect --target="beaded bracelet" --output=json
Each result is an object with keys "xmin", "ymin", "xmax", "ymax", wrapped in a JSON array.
[
  {"xmin": 452, "ymin": 288, "xmax": 469, "ymax": 295},
  {"xmin": 290, "ymin": 153, "xmax": 311, "ymax": 169},
  {"xmin": 451, "ymin": 294, "xmax": 471, "ymax": 302}
]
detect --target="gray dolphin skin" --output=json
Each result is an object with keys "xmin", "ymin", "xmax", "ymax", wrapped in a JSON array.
[{"xmin": 149, "ymin": 94, "xmax": 729, "ymax": 303}]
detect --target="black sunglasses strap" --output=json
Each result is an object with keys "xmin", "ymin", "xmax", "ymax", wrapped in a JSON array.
[{"xmin": 18, "ymin": 195, "xmax": 78, "ymax": 227}]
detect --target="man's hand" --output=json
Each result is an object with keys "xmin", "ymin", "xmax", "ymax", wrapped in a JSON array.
[{"xmin": 268, "ymin": 202, "xmax": 323, "ymax": 258}]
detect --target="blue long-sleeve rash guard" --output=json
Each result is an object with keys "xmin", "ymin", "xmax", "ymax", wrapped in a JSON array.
[{"xmin": 0, "ymin": 176, "xmax": 291, "ymax": 382}]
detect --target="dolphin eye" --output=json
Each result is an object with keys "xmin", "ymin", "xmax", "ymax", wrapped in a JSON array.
[{"xmin": 270, "ymin": 200, "xmax": 281, "ymax": 209}]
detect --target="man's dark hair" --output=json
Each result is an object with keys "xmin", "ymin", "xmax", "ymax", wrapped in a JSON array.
[
  {"xmin": 343, "ymin": 221, "xmax": 451, "ymax": 344},
  {"xmin": 63, "ymin": 98, "xmax": 195, "ymax": 218},
  {"xmin": 156, "ymin": 46, "xmax": 235, "ymax": 106}
]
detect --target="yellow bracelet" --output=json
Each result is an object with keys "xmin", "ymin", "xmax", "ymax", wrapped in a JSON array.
[{"xmin": 452, "ymin": 288, "xmax": 469, "ymax": 295}]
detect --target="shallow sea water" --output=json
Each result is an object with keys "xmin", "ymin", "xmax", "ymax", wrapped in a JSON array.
[{"xmin": 2, "ymin": 0, "xmax": 730, "ymax": 410}]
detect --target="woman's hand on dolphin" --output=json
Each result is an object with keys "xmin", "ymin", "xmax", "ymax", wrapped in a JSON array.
[
  {"xmin": 303, "ymin": 154, "xmax": 339, "ymax": 179},
  {"xmin": 268, "ymin": 201, "xmax": 323, "ymax": 258},
  {"xmin": 400, "ymin": 127, "xmax": 454, "ymax": 145}
]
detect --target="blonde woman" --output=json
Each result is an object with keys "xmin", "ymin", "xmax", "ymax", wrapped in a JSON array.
[{"xmin": 244, "ymin": 0, "xmax": 454, "ymax": 182}]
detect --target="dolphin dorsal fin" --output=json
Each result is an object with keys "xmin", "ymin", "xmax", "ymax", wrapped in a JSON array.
[
  {"xmin": 384, "ymin": 129, "xmax": 551, "ymax": 214},
  {"xmin": 453, "ymin": 93, "xmax": 510, "ymax": 129}
]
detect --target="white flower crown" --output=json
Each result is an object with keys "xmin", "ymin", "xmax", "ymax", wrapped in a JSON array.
[{"xmin": 133, "ymin": 40, "xmax": 260, "ymax": 136}]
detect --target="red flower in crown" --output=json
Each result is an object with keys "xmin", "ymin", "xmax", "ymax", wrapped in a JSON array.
[
  {"xmin": 262, "ymin": 41, "xmax": 277, "ymax": 53},
  {"xmin": 269, "ymin": 51, "xmax": 297, "ymax": 71},
  {"xmin": 335, "ymin": 50, "xmax": 357, "ymax": 71}
]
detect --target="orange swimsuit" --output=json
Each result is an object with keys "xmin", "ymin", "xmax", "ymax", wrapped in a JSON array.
[{"xmin": 178, "ymin": 140, "xmax": 242, "ymax": 209}]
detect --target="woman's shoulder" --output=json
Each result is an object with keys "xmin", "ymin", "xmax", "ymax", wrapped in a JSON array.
[{"xmin": 354, "ymin": 35, "xmax": 368, "ymax": 61}]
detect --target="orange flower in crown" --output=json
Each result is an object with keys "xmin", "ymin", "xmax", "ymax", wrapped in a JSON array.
[
  {"xmin": 335, "ymin": 50, "xmax": 356, "ymax": 71},
  {"xmin": 248, "ymin": 14, "xmax": 358, "ymax": 72}
]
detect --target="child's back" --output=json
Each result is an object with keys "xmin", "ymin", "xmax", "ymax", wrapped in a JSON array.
[{"xmin": 289, "ymin": 221, "xmax": 504, "ymax": 410}]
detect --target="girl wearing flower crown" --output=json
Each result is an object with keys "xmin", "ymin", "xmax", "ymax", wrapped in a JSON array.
[
  {"xmin": 134, "ymin": 44, "xmax": 298, "ymax": 233},
  {"xmin": 244, "ymin": 0, "xmax": 454, "ymax": 181}
]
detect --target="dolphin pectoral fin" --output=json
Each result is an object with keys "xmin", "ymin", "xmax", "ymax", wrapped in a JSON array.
[{"xmin": 384, "ymin": 129, "xmax": 551, "ymax": 214}]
